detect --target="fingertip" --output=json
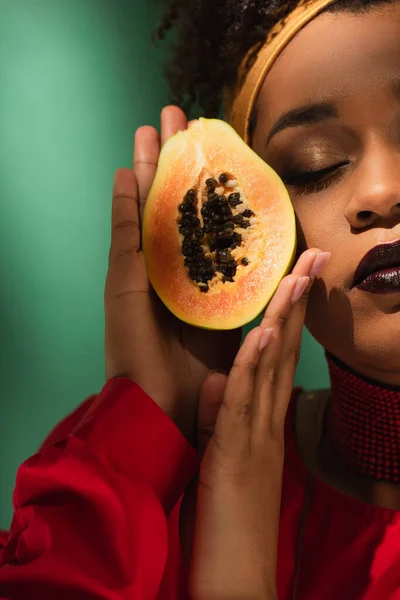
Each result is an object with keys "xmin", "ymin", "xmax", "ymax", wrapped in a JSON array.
[
  {"xmin": 301, "ymin": 248, "xmax": 320, "ymax": 265},
  {"xmin": 134, "ymin": 125, "xmax": 159, "ymax": 144},
  {"xmin": 161, "ymin": 105, "xmax": 188, "ymax": 145},
  {"xmin": 204, "ymin": 369, "xmax": 228, "ymax": 385},
  {"xmin": 291, "ymin": 247, "xmax": 322, "ymax": 276},
  {"xmin": 283, "ymin": 273, "xmax": 298, "ymax": 287},
  {"xmin": 201, "ymin": 370, "xmax": 228, "ymax": 399},
  {"xmin": 242, "ymin": 325, "xmax": 265, "ymax": 350},
  {"xmin": 304, "ymin": 247, "xmax": 322, "ymax": 256},
  {"xmin": 133, "ymin": 126, "xmax": 160, "ymax": 178},
  {"xmin": 161, "ymin": 104, "xmax": 186, "ymax": 121},
  {"xmin": 258, "ymin": 327, "xmax": 275, "ymax": 352},
  {"xmin": 208, "ymin": 368, "xmax": 228, "ymax": 376},
  {"xmin": 309, "ymin": 251, "xmax": 331, "ymax": 277},
  {"xmin": 291, "ymin": 275, "xmax": 311, "ymax": 304},
  {"xmin": 271, "ymin": 274, "xmax": 298, "ymax": 300}
]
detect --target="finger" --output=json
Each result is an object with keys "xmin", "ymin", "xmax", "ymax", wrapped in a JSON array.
[
  {"xmin": 133, "ymin": 125, "xmax": 160, "ymax": 219},
  {"xmin": 290, "ymin": 247, "xmax": 321, "ymax": 276},
  {"xmin": 274, "ymin": 251, "xmax": 331, "ymax": 421},
  {"xmin": 251, "ymin": 276, "xmax": 306, "ymax": 438},
  {"xmin": 251, "ymin": 325, "xmax": 281, "ymax": 443},
  {"xmin": 252, "ymin": 251, "xmax": 331, "ymax": 438},
  {"xmin": 259, "ymin": 248, "xmax": 319, "ymax": 330},
  {"xmin": 260, "ymin": 274, "xmax": 299, "ymax": 331},
  {"xmin": 214, "ymin": 327, "xmax": 263, "ymax": 453},
  {"xmin": 160, "ymin": 105, "xmax": 187, "ymax": 146},
  {"xmin": 197, "ymin": 371, "xmax": 228, "ymax": 458},
  {"xmin": 108, "ymin": 168, "xmax": 141, "ymax": 268}
]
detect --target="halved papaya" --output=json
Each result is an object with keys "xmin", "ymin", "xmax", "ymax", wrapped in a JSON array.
[{"xmin": 142, "ymin": 118, "xmax": 296, "ymax": 330}]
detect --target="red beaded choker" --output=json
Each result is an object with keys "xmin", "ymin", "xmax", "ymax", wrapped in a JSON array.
[{"xmin": 326, "ymin": 353, "xmax": 400, "ymax": 484}]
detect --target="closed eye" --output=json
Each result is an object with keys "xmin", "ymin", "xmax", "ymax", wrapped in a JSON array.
[{"xmin": 282, "ymin": 161, "xmax": 349, "ymax": 196}]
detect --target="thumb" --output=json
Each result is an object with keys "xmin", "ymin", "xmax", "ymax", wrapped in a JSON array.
[{"xmin": 197, "ymin": 370, "xmax": 228, "ymax": 458}]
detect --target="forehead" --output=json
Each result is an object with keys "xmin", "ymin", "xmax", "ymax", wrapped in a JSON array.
[{"xmin": 256, "ymin": 4, "xmax": 400, "ymax": 123}]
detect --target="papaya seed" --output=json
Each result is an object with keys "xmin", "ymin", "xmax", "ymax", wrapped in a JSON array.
[
  {"xmin": 179, "ymin": 226, "xmax": 192, "ymax": 237},
  {"xmin": 179, "ymin": 174, "xmax": 248, "ymax": 291},
  {"xmin": 195, "ymin": 228, "xmax": 204, "ymax": 239},
  {"xmin": 179, "ymin": 203, "xmax": 194, "ymax": 213},
  {"xmin": 228, "ymin": 193, "xmax": 242, "ymax": 207},
  {"xmin": 217, "ymin": 229, "xmax": 233, "ymax": 240},
  {"xmin": 221, "ymin": 205, "xmax": 232, "ymax": 215}
]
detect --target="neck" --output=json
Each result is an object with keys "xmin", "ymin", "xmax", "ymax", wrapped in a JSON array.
[{"xmin": 326, "ymin": 352, "xmax": 400, "ymax": 485}]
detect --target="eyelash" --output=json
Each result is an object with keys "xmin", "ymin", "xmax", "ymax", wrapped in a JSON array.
[{"xmin": 282, "ymin": 162, "xmax": 348, "ymax": 196}]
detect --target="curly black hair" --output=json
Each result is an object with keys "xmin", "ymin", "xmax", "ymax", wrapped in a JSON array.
[{"xmin": 156, "ymin": 0, "xmax": 395, "ymax": 118}]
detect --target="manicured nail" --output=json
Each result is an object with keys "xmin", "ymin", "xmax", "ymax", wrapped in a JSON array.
[
  {"xmin": 291, "ymin": 276, "xmax": 310, "ymax": 304},
  {"xmin": 309, "ymin": 252, "xmax": 331, "ymax": 277},
  {"xmin": 258, "ymin": 328, "xmax": 274, "ymax": 352}
]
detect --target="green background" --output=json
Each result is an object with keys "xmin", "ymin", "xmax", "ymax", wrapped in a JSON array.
[{"xmin": 0, "ymin": 0, "xmax": 328, "ymax": 529}]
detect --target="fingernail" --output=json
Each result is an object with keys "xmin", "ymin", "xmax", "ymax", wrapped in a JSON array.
[
  {"xmin": 291, "ymin": 276, "xmax": 310, "ymax": 304},
  {"xmin": 208, "ymin": 368, "xmax": 228, "ymax": 377},
  {"xmin": 258, "ymin": 328, "xmax": 274, "ymax": 352},
  {"xmin": 309, "ymin": 252, "xmax": 331, "ymax": 277}
]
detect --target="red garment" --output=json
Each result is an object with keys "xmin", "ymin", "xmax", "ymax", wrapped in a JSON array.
[
  {"xmin": 0, "ymin": 379, "xmax": 400, "ymax": 599},
  {"xmin": 0, "ymin": 379, "xmax": 198, "ymax": 600},
  {"xmin": 278, "ymin": 397, "xmax": 400, "ymax": 600}
]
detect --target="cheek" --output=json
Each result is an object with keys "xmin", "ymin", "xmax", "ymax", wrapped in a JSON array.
[
  {"xmin": 298, "ymin": 201, "xmax": 368, "ymax": 363},
  {"xmin": 304, "ymin": 280, "xmax": 356, "ymax": 366},
  {"xmin": 294, "ymin": 200, "xmax": 331, "ymax": 252},
  {"xmin": 293, "ymin": 198, "xmax": 346, "ymax": 274},
  {"xmin": 294, "ymin": 199, "xmax": 355, "ymax": 336}
]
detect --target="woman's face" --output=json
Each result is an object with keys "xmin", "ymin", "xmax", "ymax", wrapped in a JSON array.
[{"xmin": 252, "ymin": 3, "xmax": 400, "ymax": 384}]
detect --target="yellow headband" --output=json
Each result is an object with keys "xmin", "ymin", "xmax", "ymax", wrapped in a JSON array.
[{"xmin": 226, "ymin": 0, "xmax": 336, "ymax": 143}]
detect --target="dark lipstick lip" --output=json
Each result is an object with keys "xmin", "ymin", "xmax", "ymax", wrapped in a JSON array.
[
  {"xmin": 352, "ymin": 239, "xmax": 400, "ymax": 291},
  {"xmin": 356, "ymin": 267, "xmax": 400, "ymax": 294}
]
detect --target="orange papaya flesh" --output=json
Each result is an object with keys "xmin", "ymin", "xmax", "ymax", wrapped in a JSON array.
[{"xmin": 142, "ymin": 118, "xmax": 296, "ymax": 330}]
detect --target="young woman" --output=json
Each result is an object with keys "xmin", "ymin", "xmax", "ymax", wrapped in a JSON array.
[{"xmin": 1, "ymin": 0, "xmax": 400, "ymax": 599}]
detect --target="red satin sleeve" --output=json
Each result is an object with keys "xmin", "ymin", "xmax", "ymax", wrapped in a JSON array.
[{"xmin": 0, "ymin": 378, "xmax": 199, "ymax": 600}]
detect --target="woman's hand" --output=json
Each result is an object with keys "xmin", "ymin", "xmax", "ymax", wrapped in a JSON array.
[
  {"xmin": 104, "ymin": 106, "xmax": 241, "ymax": 442},
  {"xmin": 188, "ymin": 249, "xmax": 330, "ymax": 600}
]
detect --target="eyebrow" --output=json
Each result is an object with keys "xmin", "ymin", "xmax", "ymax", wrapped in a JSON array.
[{"xmin": 265, "ymin": 102, "xmax": 339, "ymax": 148}]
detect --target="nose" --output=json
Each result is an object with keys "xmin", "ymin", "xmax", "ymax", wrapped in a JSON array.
[{"xmin": 344, "ymin": 141, "xmax": 400, "ymax": 230}]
